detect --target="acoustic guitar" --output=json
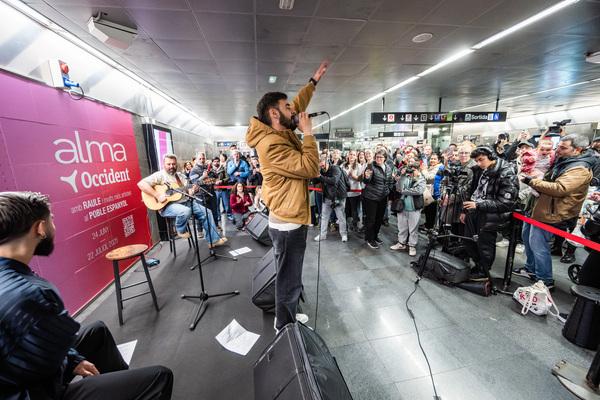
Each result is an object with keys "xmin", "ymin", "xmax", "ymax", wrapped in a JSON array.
[{"xmin": 142, "ymin": 184, "xmax": 183, "ymax": 211}]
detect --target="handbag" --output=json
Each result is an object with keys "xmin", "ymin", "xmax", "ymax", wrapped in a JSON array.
[
  {"xmin": 413, "ymin": 194, "xmax": 424, "ymax": 210},
  {"xmin": 391, "ymin": 197, "xmax": 404, "ymax": 213},
  {"xmin": 423, "ymin": 187, "xmax": 434, "ymax": 207},
  {"xmin": 513, "ymin": 281, "xmax": 565, "ymax": 322}
]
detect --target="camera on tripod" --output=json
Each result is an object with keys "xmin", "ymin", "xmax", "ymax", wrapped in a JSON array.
[{"xmin": 548, "ymin": 119, "xmax": 571, "ymax": 134}]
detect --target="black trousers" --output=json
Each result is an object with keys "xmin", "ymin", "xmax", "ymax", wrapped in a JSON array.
[
  {"xmin": 464, "ymin": 212, "xmax": 497, "ymax": 273},
  {"xmin": 423, "ymin": 202, "xmax": 437, "ymax": 229},
  {"xmin": 62, "ymin": 321, "xmax": 173, "ymax": 400},
  {"xmin": 363, "ymin": 197, "xmax": 387, "ymax": 242},
  {"xmin": 345, "ymin": 195, "xmax": 361, "ymax": 227},
  {"xmin": 580, "ymin": 250, "xmax": 600, "ymax": 289},
  {"xmin": 269, "ymin": 225, "xmax": 308, "ymax": 330}
]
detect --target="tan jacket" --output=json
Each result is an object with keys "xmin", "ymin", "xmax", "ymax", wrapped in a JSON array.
[
  {"xmin": 245, "ymin": 83, "xmax": 320, "ymax": 225},
  {"xmin": 529, "ymin": 166, "xmax": 592, "ymax": 224}
]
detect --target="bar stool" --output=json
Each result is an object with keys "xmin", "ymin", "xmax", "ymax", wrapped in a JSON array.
[
  {"xmin": 165, "ymin": 217, "xmax": 196, "ymax": 257},
  {"xmin": 105, "ymin": 244, "xmax": 159, "ymax": 325},
  {"xmin": 563, "ymin": 285, "xmax": 600, "ymax": 350}
]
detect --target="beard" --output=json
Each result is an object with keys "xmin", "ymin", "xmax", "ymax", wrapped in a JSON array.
[
  {"xmin": 34, "ymin": 236, "xmax": 55, "ymax": 256},
  {"xmin": 279, "ymin": 112, "xmax": 297, "ymax": 131}
]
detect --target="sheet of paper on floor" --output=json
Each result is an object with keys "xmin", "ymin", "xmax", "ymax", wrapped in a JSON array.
[
  {"xmin": 229, "ymin": 247, "xmax": 252, "ymax": 256},
  {"xmin": 215, "ymin": 319, "xmax": 260, "ymax": 356},
  {"xmin": 117, "ymin": 339, "xmax": 138, "ymax": 365}
]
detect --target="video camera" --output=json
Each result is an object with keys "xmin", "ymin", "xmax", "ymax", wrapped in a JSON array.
[{"xmin": 548, "ymin": 119, "xmax": 571, "ymax": 134}]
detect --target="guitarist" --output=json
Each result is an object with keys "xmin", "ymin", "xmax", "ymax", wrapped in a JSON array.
[{"xmin": 137, "ymin": 154, "xmax": 226, "ymax": 248}]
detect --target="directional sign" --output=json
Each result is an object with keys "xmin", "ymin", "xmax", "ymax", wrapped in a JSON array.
[
  {"xmin": 378, "ymin": 131, "xmax": 418, "ymax": 138},
  {"xmin": 371, "ymin": 112, "xmax": 507, "ymax": 124}
]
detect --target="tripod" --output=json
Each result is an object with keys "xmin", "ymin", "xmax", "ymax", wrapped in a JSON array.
[
  {"xmin": 190, "ymin": 184, "xmax": 237, "ymax": 269},
  {"xmin": 165, "ymin": 185, "xmax": 240, "ymax": 330}
]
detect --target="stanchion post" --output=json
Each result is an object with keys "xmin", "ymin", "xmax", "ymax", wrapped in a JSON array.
[{"xmin": 502, "ymin": 212, "xmax": 520, "ymax": 291}]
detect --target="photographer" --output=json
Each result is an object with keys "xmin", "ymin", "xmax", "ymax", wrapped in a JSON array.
[
  {"xmin": 314, "ymin": 154, "xmax": 348, "ymax": 242},
  {"xmin": 390, "ymin": 162, "xmax": 426, "ymax": 256},
  {"xmin": 248, "ymin": 156, "xmax": 263, "ymax": 189},
  {"xmin": 494, "ymin": 133, "xmax": 510, "ymax": 159},
  {"xmin": 362, "ymin": 150, "xmax": 393, "ymax": 249},
  {"xmin": 461, "ymin": 146, "xmax": 519, "ymax": 278}
]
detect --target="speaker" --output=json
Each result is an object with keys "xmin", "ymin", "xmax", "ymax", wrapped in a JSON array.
[
  {"xmin": 254, "ymin": 322, "xmax": 353, "ymax": 400},
  {"xmin": 246, "ymin": 212, "xmax": 272, "ymax": 246},
  {"xmin": 413, "ymin": 251, "xmax": 470, "ymax": 284},
  {"xmin": 252, "ymin": 249, "xmax": 276, "ymax": 313}
]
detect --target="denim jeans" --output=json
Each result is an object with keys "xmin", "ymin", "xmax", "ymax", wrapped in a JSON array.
[
  {"xmin": 215, "ymin": 190, "xmax": 231, "ymax": 217},
  {"xmin": 522, "ymin": 222, "xmax": 554, "ymax": 283},
  {"xmin": 320, "ymin": 198, "xmax": 347, "ymax": 237},
  {"xmin": 160, "ymin": 201, "xmax": 221, "ymax": 244},
  {"xmin": 269, "ymin": 225, "xmax": 307, "ymax": 330}
]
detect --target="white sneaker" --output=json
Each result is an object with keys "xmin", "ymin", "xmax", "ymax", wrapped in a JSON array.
[
  {"xmin": 341, "ymin": 235, "xmax": 348, "ymax": 242},
  {"xmin": 496, "ymin": 239, "xmax": 510, "ymax": 247},
  {"xmin": 515, "ymin": 244, "xmax": 525, "ymax": 254},
  {"xmin": 390, "ymin": 242, "xmax": 407, "ymax": 251},
  {"xmin": 409, "ymin": 247, "xmax": 417, "ymax": 257},
  {"xmin": 314, "ymin": 235, "xmax": 326, "ymax": 241},
  {"xmin": 296, "ymin": 313, "xmax": 309, "ymax": 324}
]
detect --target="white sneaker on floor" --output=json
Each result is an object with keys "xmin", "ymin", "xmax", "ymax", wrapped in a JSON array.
[
  {"xmin": 314, "ymin": 235, "xmax": 326, "ymax": 241},
  {"xmin": 409, "ymin": 247, "xmax": 417, "ymax": 257},
  {"xmin": 341, "ymin": 235, "xmax": 348, "ymax": 242},
  {"xmin": 390, "ymin": 242, "xmax": 407, "ymax": 251},
  {"xmin": 496, "ymin": 239, "xmax": 510, "ymax": 247},
  {"xmin": 296, "ymin": 313, "xmax": 309, "ymax": 324},
  {"xmin": 515, "ymin": 244, "xmax": 524, "ymax": 254}
]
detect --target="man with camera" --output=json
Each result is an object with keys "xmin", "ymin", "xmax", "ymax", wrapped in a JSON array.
[
  {"xmin": 517, "ymin": 134, "xmax": 594, "ymax": 288},
  {"xmin": 461, "ymin": 146, "xmax": 519, "ymax": 278},
  {"xmin": 245, "ymin": 61, "xmax": 327, "ymax": 332},
  {"xmin": 314, "ymin": 154, "xmax": 348, "ymax": 243},
  {"xmin": 441, "ymin": 143, "xmax": 476, "ymax": 236}
]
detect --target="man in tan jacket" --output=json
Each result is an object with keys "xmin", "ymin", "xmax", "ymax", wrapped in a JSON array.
[
  {"xmin": 246, "ymin": 61, "xmax": 327, "ymax": 331},
  {"xmin": 517, "ymin": 134, "xmax": 594, "ymax": 289}
]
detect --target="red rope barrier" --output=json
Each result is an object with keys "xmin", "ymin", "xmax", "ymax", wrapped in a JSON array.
[{"xmin": 513, "ymin": 212, "xmax": 600, "ymax": 252}]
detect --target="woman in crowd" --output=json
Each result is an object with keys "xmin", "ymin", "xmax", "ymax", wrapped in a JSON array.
[
  {"xmin": 362, "ymin": 150, "xmax": 393, "ymax": 249},
  {"xmin": 422, "ymin": 153, "xmax": 444, "ymax": 231},
  {"xmin": 230, "ymin": 182, "xmax": 253, "ymax": 230},
  {"xmin": 358, "ymin": 150, "xmax": 367, "ymax": 166},
  {"xmin": 183, "ymin": 161, "xmax": 193, "ymax": 178},
  {"xmin": 343, "ymin": 150, "xmax": 365, "ymax": 231},
  {"xmin": 390, "ymin": 161, "xmax": 426, "ymax": 256}
]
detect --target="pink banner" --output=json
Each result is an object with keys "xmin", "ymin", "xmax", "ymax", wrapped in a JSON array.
[{"xmin": 0, "ymin": 71, "xmax": 151, "ymax": 313}]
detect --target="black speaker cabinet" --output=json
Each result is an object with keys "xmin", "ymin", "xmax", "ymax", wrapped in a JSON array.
[
  {"xmin": 252, "ymin": 249, "xmax": 276, "ymax": 313},
  {"xmin": 254, "ymin": 322, "xmax": 353, "ymax": 400},
  {"xmin": 246, "ymin": 212, "xmax": 272, "ymax": 246}
]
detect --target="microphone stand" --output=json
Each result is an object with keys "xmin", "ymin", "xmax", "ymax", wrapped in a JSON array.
[{"xmin": 164, "ymin": 184, "xmax": 240, "ymax": 330}]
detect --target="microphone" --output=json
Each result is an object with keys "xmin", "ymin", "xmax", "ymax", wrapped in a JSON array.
[{"xmin": 293, "ymin": 111, "xmax": 327, "ymax": 125}]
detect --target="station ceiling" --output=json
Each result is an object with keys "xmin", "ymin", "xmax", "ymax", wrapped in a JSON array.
[{"xmin": 24, "ymin": 0, "xmax": 600, "ymax": 134}]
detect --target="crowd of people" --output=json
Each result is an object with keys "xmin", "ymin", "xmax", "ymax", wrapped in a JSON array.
[{"xmin": 180, "ymin": 130, "xmax": 600, "ymax": 291}]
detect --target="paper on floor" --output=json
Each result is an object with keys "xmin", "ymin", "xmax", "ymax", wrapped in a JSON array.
[
  {"xmin": 215, "ymin": 319, "xmax": 260, "ymax": 356},
  {"xmin": 229, "ymin": 246, "xmax": 252, "ymax": 256},
  {"xmin": 117, "ymin": 339, "xmax": 137, "ymax": 365}
]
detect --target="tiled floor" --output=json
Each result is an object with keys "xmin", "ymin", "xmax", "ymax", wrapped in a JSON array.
[{"xmin": 79, "ymin": 218, "xmax": 595, "ymax": 400}]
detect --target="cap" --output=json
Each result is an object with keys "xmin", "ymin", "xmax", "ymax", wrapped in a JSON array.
[{"xmin": 517, "ymin": 140, "xmax": 533, "ymax": 148}]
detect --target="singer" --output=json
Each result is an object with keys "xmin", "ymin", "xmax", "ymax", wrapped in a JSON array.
[{"xmin": 246, "ymin": 61, "xmax": 328, "ymax": 331}]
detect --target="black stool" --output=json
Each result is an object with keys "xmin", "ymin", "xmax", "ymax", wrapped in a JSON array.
[
  {"xmin": 106, "ymin": 244, "xmax": 159, "ymax": 325},
  {"xmin": 563, "ymin": 285, "xmax": 600, "ymax": 350},
  {"xmin": 164, "ymin": 217, "xmax": 196, "ymax": 257}
]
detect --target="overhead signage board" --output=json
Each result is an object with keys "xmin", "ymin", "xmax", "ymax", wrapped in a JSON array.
[
  {"xmin": 334, "ymin": 128, "xmax": 354, "ymax": 138},
  {"xmin": 371, "ymin": 112, "xmax": 507, "ymax": 124},
  {"xmin": 378, "ymin": 131, "xmax": 418, "ymax": 138}
]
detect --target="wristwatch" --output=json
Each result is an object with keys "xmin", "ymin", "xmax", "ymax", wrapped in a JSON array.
[{"xmin": 309, "ymin": 77, "xmax": 318, "ymax": 86}]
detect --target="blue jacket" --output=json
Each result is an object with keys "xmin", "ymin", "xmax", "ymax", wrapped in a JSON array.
[
  {"xmin": 226, "ymin": 159, "xmax": 250, "ymax": 183},
  {"xmin": 0, "ymin": 257, "xmax": 82, "ymax": 400},
  {"xmin": 433, "ymin": 165, "xmax": 444, "ymax": 199}
]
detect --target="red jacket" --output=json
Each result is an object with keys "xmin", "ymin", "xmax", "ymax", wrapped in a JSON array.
[{"xmin": 230, "ymin": 192, "xmax": 252, "ymax": 214}]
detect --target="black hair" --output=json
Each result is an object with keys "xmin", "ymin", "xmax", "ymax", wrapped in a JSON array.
[
  {"xmin": 256, "ymin": 92, "xmax": 288, "ymax": 126},
  {"xmin": 470, "ymin": 146, "xmax": 497, "ymax": 161},
  {"xmin": 0, "ymin": 192, "xmax": 50, "ymax": 245}
]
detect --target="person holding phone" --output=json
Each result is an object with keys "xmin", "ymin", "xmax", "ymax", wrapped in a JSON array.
[{"xmin": 362, "ymin": 150, "xmax": 393, "ymax": 249}]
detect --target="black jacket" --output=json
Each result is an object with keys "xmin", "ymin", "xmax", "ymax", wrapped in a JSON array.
[
  {"xmin": 467, "ymin": 158, "xmax": 519, "ymax": 229},
  {"xmin": 362, "ymin": 162, "xmax": 394, "ymax": 201},
  {"xmin": 317, "ymin": 164, "xmax": 347, "ymax": 201},
  {"xmin": 248, "ymin": 166, "xmax": 263, "ymax": 187},
  {"xmin": 0, "ymin": 258, "xmax": 82, "ymax": 400}
]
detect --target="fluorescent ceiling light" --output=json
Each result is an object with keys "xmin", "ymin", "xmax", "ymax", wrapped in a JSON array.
[
  {"xmin": 384, "ymin": 76, "xmax": 420, "ymax": 93},
  {"xmin": 3, "ymin": 0, "xmax": 211, "ymax": 127},
  {"xmin": 268, "ymin": 75, "xmax": 277, "ymax": 83},
  {"xmin": 417, "ymin": 49, "xmax": 474, "ymax": 77},
  {"xmin": 472, "ymin": 0, "xmax": 580, "ymax": 49}
]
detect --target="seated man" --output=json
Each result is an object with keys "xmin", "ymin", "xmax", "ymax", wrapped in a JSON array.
[
  {"xmin": 0, "ymin": 191, "xmax": 173, "ymax": 400},
  {"xmin": 138, "ymin": 153, "xmax": 226, "ymax": 248}
]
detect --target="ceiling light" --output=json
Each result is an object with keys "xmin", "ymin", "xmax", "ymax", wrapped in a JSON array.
[
  {"xmin": 279, "ymin": 0, "xmax": 294, "ymax": 10},
  {"xmin": 268, "ymin": 75, "xmax": 277, "ymax": 84},
  {"xmin": 235, "ymin": 122, "xmax": 241, "ymax": 126},
  {"xmin": 586, "ymin": 51, "xmax": 600, "ymax": 64},
  {"xmin": 417, "ymin": 48, "xmax": 474, "ymax": 77},
  {"xmin": 472, "ymin": 0, "xmax": 580, "ymax": 50},
  {"xmin": 384, "ymin": 76, "xmax": 420, "ymax": 93},
  {"xmin": 412, "ymin": 33, "xmax": 433, "ymax": 43}
]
